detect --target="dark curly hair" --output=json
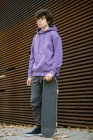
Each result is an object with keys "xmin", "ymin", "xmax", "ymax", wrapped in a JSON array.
[{"xmin": 35, "ymin": 9, "xmax": 53, "ymax": 26}]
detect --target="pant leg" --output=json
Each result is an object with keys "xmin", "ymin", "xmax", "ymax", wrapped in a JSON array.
[{"xmin": 30, "ymin": 76, "xmax": 42, "ymax": 126}]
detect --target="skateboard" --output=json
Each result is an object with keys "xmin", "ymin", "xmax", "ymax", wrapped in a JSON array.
[{"xmin": 41, "ymin": 77, "xmax": 58, "ymax": 137}]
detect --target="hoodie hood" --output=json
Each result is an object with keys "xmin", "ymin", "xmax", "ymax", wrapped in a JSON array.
[{"xmin": 37, "ymin": 25, "xmax": 58, "ymax": 34}]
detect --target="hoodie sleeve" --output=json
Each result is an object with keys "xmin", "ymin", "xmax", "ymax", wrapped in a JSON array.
[
  {"xmin": 49, "ymin": 32, "xmax": 63, "ymax": 76},
  {"xmin": 28, "ymin": 39, "xmax": 35, "ymax": 78}
]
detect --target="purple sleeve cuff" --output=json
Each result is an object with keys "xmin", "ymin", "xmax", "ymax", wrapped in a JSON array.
[{"xmin": 49, "ymin": 69, "xmax": 56, "ymax": 76}]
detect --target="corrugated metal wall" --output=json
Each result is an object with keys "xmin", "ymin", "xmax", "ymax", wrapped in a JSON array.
[{"xmin": 0, "ymin": 0, "xmax": 93, "ymax": 128}]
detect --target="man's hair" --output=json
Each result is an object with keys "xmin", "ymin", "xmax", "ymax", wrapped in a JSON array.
[{"xmin": 35, "ymin": 9, "xmax": 53, "ymax": 26}]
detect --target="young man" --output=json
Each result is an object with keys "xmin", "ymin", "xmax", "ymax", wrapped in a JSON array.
[{"xmin": 25, "ymin": 9, "xmax": 63, "ymax": 136}]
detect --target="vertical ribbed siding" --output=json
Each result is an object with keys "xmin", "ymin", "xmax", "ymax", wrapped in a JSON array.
[{"xmin": 0, "ymin": 0, "xmax": 93, "ymax": 128}]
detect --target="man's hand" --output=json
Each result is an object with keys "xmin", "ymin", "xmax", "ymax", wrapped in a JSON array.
[
  {"xmin": 27, "ymin": 78, "xmax": 32, "ymax": 86},
  {"xmin": 43, "ymin": 74, "xmax": 53, "ymax": 81}
]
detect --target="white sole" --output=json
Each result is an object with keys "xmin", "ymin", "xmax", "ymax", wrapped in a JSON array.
[{"xmin": 25, "ymin": 133, "xmax": 42, "ymax": 137}]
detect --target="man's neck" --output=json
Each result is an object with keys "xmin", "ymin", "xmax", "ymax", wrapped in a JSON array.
[{"xmin": 41, "ymin": 25, "xmax": 49, "ymax": 32}]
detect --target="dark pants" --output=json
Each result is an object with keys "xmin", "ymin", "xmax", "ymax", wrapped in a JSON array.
[
  {"xmin": 30, "ymin": 76, "xmax": 58, "ymax": 127},
  {"xmin": 31, "ymin": 76, "xmax": 43, "ymax": 126}
]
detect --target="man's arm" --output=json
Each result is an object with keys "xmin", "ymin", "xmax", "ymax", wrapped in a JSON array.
[
  {"xmin": 28, "ymin": 39, "xmax": 35, "ymax": 78},
  {"xmin": 49, "ymin": 32, "xmax": 63, "ymax": 76},
  {"xmin": 44, "ymin": 32, "xmax": 63, "ymax": 81},
  {"xmin": 27, "ymin": 39, "xmax": 35, "ymax": 86}
]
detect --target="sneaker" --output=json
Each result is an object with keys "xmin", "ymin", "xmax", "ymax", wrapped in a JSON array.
[{"xmin": 25, "ymin": 126, "xmax": 41, "ymax": 136}]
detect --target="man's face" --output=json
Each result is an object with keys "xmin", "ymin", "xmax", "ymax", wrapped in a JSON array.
[{"xmin": 37, "ymin": 16, "xmax": 48, "ymax": 28}]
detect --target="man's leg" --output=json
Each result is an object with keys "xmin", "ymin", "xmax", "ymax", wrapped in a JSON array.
[
  {"xmin": 31, "ymin": 76, "xmax": 42, "ymax": 127},
  {"xmin": 25, "ymin": 76, "xmax": 43, "ymax": 136}
]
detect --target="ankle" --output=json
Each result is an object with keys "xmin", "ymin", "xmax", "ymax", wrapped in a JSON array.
[{"xmin": 37, "ymin": 125, "xmax": 41, "ymax": 129}]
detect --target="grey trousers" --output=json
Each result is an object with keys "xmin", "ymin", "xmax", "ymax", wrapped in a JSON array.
[
  {"xmin": 30, "ymin": 76, "xmax": 58, "ymax": 127},
  {"xmin": 31, "ymin": 76, "xmax": 43, "ymax": 126}
]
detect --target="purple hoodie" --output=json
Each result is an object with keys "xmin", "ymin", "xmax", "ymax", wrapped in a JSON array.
[{"xmin": 28, "ymin": 25, "xmax": 63, "ymax": 78}]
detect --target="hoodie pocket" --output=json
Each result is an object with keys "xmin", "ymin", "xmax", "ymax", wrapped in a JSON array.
[
  {"xmin": 33, "ymin": 53, "xmax": 45, "ymax": 71},
  {"xmin": 44, "ymin": 52, "xmax": 53, "ymax": 71}
]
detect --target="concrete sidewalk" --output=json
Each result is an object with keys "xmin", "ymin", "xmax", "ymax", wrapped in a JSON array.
[{"xmin": 0, "ymin": 124, "xmax": 93, "ymax": 140}]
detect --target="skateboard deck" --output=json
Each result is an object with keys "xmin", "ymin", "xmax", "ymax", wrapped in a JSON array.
[{"xmin": 41, "ymin": 77, "xmax": 57, "ymax": 137}]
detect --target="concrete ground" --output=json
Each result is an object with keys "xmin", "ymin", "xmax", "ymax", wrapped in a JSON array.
[{"xmin": 0, "ymin": 124, "xmax": 93, "ymax": 140}]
